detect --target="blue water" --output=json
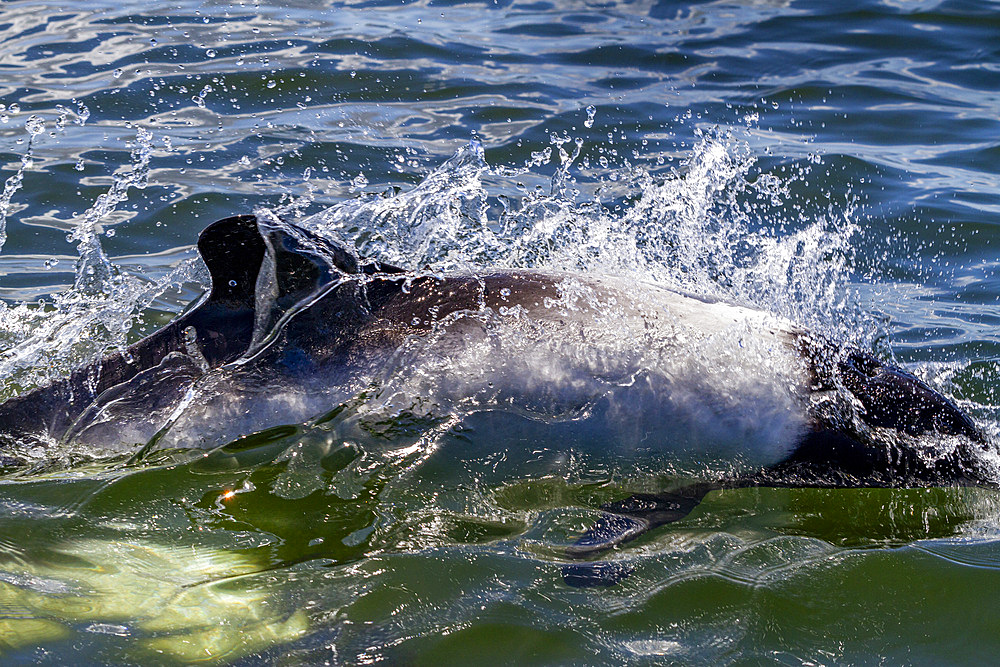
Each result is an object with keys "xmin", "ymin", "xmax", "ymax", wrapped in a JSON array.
[{"xmin": 1, "ymin": 0, "xmax": 999, "ymax": 664}]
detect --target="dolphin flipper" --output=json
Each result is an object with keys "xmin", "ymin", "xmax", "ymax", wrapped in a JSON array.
[{"xmin": 561, "ymin": 483, "xmax": 716, "ymax": 587}]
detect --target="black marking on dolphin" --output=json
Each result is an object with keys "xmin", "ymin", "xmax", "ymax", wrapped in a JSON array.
[{"xmin": 0, "ymin": 215, "xmax": 994, "ymax": 586}]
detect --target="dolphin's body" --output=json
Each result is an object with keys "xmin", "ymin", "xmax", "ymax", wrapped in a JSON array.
[{"xmin": 0, "ymin": 215, "xmax": 995, "ymax": 583}]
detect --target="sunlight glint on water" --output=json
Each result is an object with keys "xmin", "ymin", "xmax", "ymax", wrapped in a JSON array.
[{"xmin": 0, "ymin": 0, "xmax": 999, "ymax": 663}]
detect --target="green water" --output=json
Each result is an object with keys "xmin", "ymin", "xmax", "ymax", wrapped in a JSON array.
[{"xmin": 1, "ymin": 0, "xmax": 1000, "ymax": 664}]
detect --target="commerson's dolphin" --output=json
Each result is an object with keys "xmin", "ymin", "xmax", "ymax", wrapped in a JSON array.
[{"xmin": 0, "ymin": 214, "xmax": 995, "ymax": 585}]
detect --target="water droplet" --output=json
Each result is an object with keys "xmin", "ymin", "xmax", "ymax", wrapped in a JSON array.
[
  {"xmin": 75, "ymin": 100, "xmax": 90, "ymax": 125},
  {"xmin": 584, "ymin": 105, "xmax": 596, "ymax": 128},
  {"xmin": 350, "ymin": 172, "xmax": 368, "ymax": 192},
  {"xmin": 74, "ymin": 159, "xmax": 85, "ymax": 171},
  {"xmin": 25, "ymin": 115, "xmax": 44, "ymax": 135},
  {"xmin": 206, "ymin": 49, "xmax": 217, "ymax": 58},
  {"xmin": 350, "ymin": 71, "xmax": 356, "ymax": 78},
  {"xmin": 266, "ymin": 80, "xmax": 277, "ymax": 89},
  {"xmin": 229, "ymin": 279, "xmax": 238, "ymax": 287},
  {"xmin": 113, "ymin": 68, "xmax": 123, "ymax": 79}
]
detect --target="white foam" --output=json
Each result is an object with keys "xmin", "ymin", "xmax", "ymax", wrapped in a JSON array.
[{"xmin": 356, "ymin": 274, "xmax": 810, "ymax": 475}]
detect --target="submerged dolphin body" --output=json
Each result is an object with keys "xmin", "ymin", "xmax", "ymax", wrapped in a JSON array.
[{"xmin": 0, "ymin": 215, "xmax": 995, "ymax": 582}]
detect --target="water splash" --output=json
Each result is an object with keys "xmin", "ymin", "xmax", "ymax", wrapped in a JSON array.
[
  {"xmin": 0, "ymin": 116, "xmax": 46, "ymax": 254},
  {"xmin": 305, "ymin": 138, "xmax": 499, "ymax": 274},
  {"xmin": 0, "ymin": 127, "xmax": 202, "ymax": 396},
  {"xmin": 0, "ymin": 119, "xmax": 861, "ymax": 445},
  {"xmin": 307, "ymin": 128, "xmax": 860, "ymax": 340},
  {"xmin": 0, "ymin": 101, "xmax": 90, "ymax": 256}
]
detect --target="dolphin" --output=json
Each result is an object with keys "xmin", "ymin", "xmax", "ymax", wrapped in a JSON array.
[{"xmin": 0, "ymin": 214, "xmax": 995, "ymax": 584}]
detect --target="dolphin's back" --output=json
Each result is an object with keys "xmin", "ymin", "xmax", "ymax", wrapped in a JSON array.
[
  {"xmin": 0, "ymin": 214, "xmax": 994, "ymax": 492},
  {"xmin": 0, "ymin": 216, "xmax": 267, "ymax": 449}
]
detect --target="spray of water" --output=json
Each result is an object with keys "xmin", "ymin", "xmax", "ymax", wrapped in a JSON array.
[
  {"xmin": 0, "ymin": 124, "xmax": 202, "ymax": 396},
  {"xmin": 0, "ymin": 116, "xmax": 46, "ymax": 254},
  {"xmin": 0, "ymin": 101, "xmax": 90, "ymax": 255},
  {"xmin": 307, "ymin": 127, "xmax": 860, "ymax": 337},
  {"xmin": 0, "ymin": 116, "xmax": 862, "ymax": 428}
]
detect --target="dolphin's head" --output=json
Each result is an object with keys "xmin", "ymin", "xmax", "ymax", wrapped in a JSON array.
[{"xmin": 835, "ymin": 349, "xmax": 996, "ymax": 487}]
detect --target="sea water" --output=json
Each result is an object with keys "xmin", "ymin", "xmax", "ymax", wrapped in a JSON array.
[{"xmin": 0, "ymin": 0, "xmax": 999, "ymax": 663}]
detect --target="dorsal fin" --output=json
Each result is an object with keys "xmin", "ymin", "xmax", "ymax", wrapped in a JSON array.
[
  {"xmin": 245, "ymin": 216, "xmax": 363, "ymax": 350},
  {"xmin": 197, "ymin": 214, "xmax": 266, "ymax": 309},
  {"xmin": 259, "ymin": 217, "xmax": 359, "ymax": 307}
]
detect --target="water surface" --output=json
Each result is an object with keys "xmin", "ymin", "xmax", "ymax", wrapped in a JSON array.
[{"xmin": 1, "ymin": 0, "xmax": 999, "ymax": 663}]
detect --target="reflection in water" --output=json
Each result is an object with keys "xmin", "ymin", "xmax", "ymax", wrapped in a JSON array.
[{"xmin": 0, "ymin": 537, "xmax": 307, "ymax": 661}]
